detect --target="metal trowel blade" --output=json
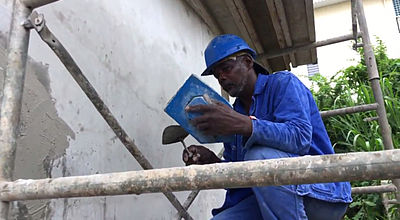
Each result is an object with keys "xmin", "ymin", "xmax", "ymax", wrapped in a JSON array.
[{"xmin": 162, "ymin": 125, "xmax": 189, "ymax": 145}]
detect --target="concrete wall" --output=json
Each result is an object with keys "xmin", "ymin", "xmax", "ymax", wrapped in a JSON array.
[
  {"xmin": 292, "ymin": 0, "xmax": 400, "ymax": 80},
  {"xmin": 0, "ymin": 0, "xmax": 225, "ymax": 219}
]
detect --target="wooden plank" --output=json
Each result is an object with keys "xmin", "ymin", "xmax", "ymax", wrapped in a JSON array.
[
  {"xmin": 225, "ymin": 0, "xmax": 271, "ymax": 70},
  {"xmin": 273, "ymin": 0, "xmax": 297, "ymax": 67},
  {"xmin": 305, "ymin": 0, "xmax": 317, "ymax": 63},
  {"xmin": 184, "ymin": 0, "xmax": 222, "ymax": 34},
  {"xmin": 265, "ymin": 0, "xmax": 290, "ymax": 69}
]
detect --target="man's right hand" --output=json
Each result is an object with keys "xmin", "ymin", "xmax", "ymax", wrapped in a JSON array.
[{"xmin": 182, "ymin": 145, "xmax": 221, "ymax": 166}]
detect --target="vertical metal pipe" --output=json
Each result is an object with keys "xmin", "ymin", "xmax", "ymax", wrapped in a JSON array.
[
  {"xmin": 355, "ymin": 0, "xmax": 400, "ymax": 207},
  {"xmin": 351, "ymin": 0, "xmax": 358, "ymax": 40},
  {"xmin": 0, "ymin": 0, "xmax": 31, "ymax": 218},
  {"xmin": 355, "ymin": 0, "xmax": 393, "ymax": 150}
]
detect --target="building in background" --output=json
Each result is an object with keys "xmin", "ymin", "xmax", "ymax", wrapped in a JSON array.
[
  {"xmin": 394, "ymin": 0, "xmax": 400, "ymax": 31},
  {"xmin": 293, "ymin": 0, "xmax": 400, "ymax": 81}
]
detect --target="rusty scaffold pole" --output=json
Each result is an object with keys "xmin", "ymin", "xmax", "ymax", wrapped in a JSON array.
[
  {"xmin": 320, "ymin": 103, "xmax": 378, "ymax": 118},
  {"xmin": 352, "ymin": 184, "xmax": 397, "ymax": 194},
  {"xmin": 0, "ymin": 1, "xmax": 31, "ymax": 218},
  {"xmin": 0, "ymin": 150, "xmax": 399, "ymax": 201},
  {"xmin": 355, "ymin": 0, "xmax": 400, "ymax": 206},
  {"xmin": 0, "ymin": 0, "xmax": 59, "ymax": 218}
]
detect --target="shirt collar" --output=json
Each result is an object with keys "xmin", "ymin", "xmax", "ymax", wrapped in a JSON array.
[
  {"xmin": 253, "ymin": 74, "xmax": 268, "ymax": 95},
  {"xmin": 232, "ymin": 73, "xmax": 268, "ymax": 110}
]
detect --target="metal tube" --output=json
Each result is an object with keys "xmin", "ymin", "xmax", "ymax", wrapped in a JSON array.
[
  {"xmin": 320, "ymin": 103, "xmax": 378, "ymax": 118},
  {"xmin": 0, "ymin": 0, "xmax": 31, "ymax": 218},
  {"xmin": 27, "ymin": 15, "xmax": 191, "ymax": 220},
  {"xmin": 363, "ymin": 116, "xmax": 379, "ymax": 122},
  {"xmin": 351, "ymin": 184, "xmax": 397, "ymax": 194},
  {"xmin": 355, "ymin": 0, "xmax": 394, "ymax": 150},
  {"xmin": 388, "ymin": 200, "xmax": 400, "ymax": 205},
  {"xmin": 351, "ymin": 0, "xmax": 357, "ymax": 40},
  {"xmin": 0, "ymin": 150, "xmax": 400, "ymax": 201},
  {"xmin": 178, "ymin": 147, "xmax": 225, "ymax": 218},
  {"xmin": 182, "ymin": 191, "xmax": 200, "ymax": 213},
  {"xmin": 355, "ymin": 0, "xmax": 400, "ymax": 207},
  {"xmin": 258, "ymin": 33, "xmax": 359, "ymax": 60},
  {"xmin": 21, "ymin": 0, "xmax": 59, "ymax": 9}
]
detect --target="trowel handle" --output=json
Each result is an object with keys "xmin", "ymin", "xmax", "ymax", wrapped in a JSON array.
[{"xmin": 180, "ymin": 140, "xmax": 193, "ymax": 157}]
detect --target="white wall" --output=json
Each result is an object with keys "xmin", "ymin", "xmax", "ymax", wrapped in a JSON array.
[{"xmin": 0, "ymin": 0, "xmax": 225, "ymax": 219}]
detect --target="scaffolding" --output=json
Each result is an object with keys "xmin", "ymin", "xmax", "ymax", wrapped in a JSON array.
[{"xmin": 0, "ymin": 0, "xmax": 399, "ymax": 219}]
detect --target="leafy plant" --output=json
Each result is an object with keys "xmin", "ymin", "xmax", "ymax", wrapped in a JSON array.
[{"xmin": 310, "ymin": 39, "xmax": 400, "ymax": 219}]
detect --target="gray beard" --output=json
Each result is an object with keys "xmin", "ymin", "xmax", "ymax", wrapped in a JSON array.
[{"xmin": 228, "ymin": 76, "xmax": 248, "ymax": 97}]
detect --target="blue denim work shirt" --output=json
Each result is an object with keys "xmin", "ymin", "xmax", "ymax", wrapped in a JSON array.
[{"xmin": 215, "ymin": 71, "xmax": 352, "ymax": 214}]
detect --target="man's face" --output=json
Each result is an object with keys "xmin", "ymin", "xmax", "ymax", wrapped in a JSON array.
[{"xmin": 212, "ymin": 55, "xmax": 249, "ymax": 97}]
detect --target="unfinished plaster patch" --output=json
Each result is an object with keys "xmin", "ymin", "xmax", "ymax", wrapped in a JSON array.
[
  {"xmin": 0, "ymin": 3, "xmax": 11, "ymax": 48},
  {"xmin": 0, "ymin": 34, "xmax": 75, "ymax": 219}
]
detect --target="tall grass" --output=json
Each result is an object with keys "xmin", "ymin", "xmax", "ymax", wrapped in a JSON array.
[{"xmin": 310, "ymin": 39, "xmax": 400, "ymax": 219}]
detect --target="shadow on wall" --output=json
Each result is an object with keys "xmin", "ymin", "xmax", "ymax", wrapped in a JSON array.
[{"xmin": 0, "ymin": 33, "xmax": 74, "ymax": 219}]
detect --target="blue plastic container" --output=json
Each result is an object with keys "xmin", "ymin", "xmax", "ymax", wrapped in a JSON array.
[{"xmin": 164, "ymin": 75, "xmax": 235, "ymax": 144}]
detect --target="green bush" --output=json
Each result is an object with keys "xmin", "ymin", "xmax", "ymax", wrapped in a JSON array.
[{"xmin": 310, "ymin": 39, "xmax": 400, "ymax": 219}]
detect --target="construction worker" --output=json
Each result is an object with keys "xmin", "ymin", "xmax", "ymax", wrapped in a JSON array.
[{"xmin": 183, "ymin": 34, "xmax": 352, "ymax": 220}]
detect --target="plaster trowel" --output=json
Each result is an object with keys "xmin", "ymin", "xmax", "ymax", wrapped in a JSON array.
[{"xmin": 162, "ymin": 125, "xmax": 193, "ymax": 158}]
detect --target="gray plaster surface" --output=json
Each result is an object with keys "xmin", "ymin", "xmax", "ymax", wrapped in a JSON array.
[
  {"xmin": 1, "ymin": 0, "xmax": 225, "ymax": 219},
  {"xmin": 0, "ymin": 33, "xmax": 74, "ymax": 219}
]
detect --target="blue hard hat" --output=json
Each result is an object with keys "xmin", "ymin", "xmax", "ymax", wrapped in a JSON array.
[{"xmin": 201, "ymin": 34, "xmax": 267, "ymax": 76}]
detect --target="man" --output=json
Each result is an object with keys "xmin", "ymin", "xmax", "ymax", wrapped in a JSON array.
[{"xmin": 183, "ymin": 34, "xmax": 352, "ymax": 220}]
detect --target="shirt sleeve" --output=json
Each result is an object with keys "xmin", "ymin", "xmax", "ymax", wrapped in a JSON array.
[
  {"xmin": 244, "ymin": 73, "xmax": 313, "ymax": 155},
  {"xmin": 221, "ymin": 142, "xmax": 232, "ymax": 162}
]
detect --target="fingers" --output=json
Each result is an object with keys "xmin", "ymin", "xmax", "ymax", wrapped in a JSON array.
[
  {"xmin": 203, "ymin": 94, "xmax": 223, "ymax": 106},
  {"xmin": 183, "ymin": 151, "xmax": 189, "ymax": 163},
  {"xmin": 190, "ymin": 115, "xmax": 208, "ymax": 126},
  {"xmin": 183, "ymin": 145, "xmax": 201, "ymax": 166},
  {"xmin": 182, "ymin": 145, "xmax": 221, "ymax": 165},
  {"xmin": 185, "ymin": 104, "xmax": 212, "ymax": 113},
  {"xmin": 182, "ymin": 150, "xmax": 193, "ymax": 165},
  {"xmin": 188, "ymin": 115, "xmax": 214, "ymax": 135},
  {"xmin": 187, "ymin": 145, "xmax": 199, "ymax": 153}
]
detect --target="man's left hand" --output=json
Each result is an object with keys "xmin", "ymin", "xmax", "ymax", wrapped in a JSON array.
[{"xmin": 185, "ymin": 100, "xmax": 252, "ymax": 136}]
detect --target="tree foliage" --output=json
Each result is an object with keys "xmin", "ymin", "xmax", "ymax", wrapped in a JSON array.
[{"xmin": 310, "ymin": 39, "xmax": 400, "ymax": 219}]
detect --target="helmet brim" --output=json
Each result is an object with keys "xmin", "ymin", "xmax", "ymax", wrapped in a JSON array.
[
  {"xmin": 201, "ymin": 60, "xmax": 269, "ymax": 76},
  {"xmin": 253, "ymin": 60, "xmax": 269, "ymax": 75}
]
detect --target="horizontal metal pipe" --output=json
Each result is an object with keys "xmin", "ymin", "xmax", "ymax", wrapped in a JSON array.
[
  {"xmin": 388, "ymin": 200, "xmax": 400, "ymax": 205},
  {"xmin": 258, "ymin": 33, "xmax": 359, "ymax": 60},
  {"xmin": 320, "ymin": 103, "xmax": 378, "ymax": 118},
  {"xmin": 0, "ymin": 150, "xmax": 399, "ymax": 201},
  {"xmin": 351, "ymin": 184, "xmax": 397, "ymax": 194},
  {"xmin": 363, "ymin": 116, "xmax": 379, "ymax": 122},
  {"xmin": 21, "ymin": 0, "xmax": 59, "ymax": 9}
]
